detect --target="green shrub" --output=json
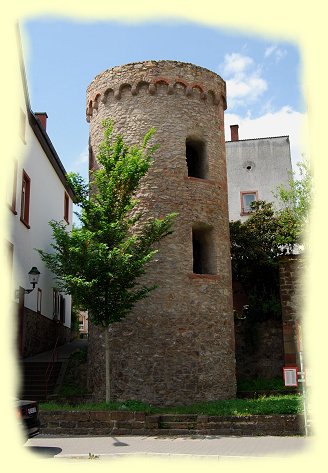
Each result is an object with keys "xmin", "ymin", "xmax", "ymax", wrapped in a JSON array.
[{"xmin": 237, "ymin": 377, "xmax": 287, "ymax": 392}]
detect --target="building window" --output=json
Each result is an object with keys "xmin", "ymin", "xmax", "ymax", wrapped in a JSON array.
[
  {"xmin": 53, "ymin": 289, "xmax": 65, "ymax": 323},
  {"xmin": 7, "ymin": 241, "xmax": 14, "ymax": 294},
  {"xmin": 60, "ymin": 295, "xmax": 66, "ymax": 324},
  {"xmin": 240, "ymin": 191, "xmax": 258, "ymax": 215},
  {"xmin": 64, "ymin": 192, "xmax": 69, "ymax": 223},
  {"xmin": 53, "ymin": 289, "xmax": 60, "ymax": 320},
  {"xmin": 20, "ymin": 170, "xmax": 31, "ymax": 228},
  {"xmin": 37, "ymin": 288, "xmax": 42, "ymax": 314},
  {"xmin": 186, "ymin": 138, "xmax": 208, "ymax": 179},
  {"xmin": 192, "ymin": 224, "xmax": 216, "ymax": 275}
]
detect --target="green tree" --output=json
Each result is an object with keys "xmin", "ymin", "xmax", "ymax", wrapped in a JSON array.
[
  {"xmin": 273, "ymin": 161, "xmax": 312, "ymax": 251},
  {"xmin": 230, "ymin": 160, "xmax": 312, "ymax": 322},
  {"xmin": 230, "ymin": 201, "xmax": 282, "ymax": 322},
  {"xmin": 38, "ymin": 120, "xmax": 176, "ymax": 401}
]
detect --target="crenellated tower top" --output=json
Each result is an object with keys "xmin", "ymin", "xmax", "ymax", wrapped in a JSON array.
[{"xmin": 86, "ymin": 60, "xmax": 227, "ymax": 121}]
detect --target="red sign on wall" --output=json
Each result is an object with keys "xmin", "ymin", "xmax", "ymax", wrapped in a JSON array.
[{"xmin": 283, "ymin": 367, "xmax": 298, "ymax": 387}]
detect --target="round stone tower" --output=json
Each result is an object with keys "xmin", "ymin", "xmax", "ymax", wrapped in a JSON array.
[{"xmin": 86, "ymin": 61, "xmax": 236, "ymax": 406}]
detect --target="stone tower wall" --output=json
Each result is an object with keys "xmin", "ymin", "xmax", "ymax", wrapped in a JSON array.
[{"xmin": 86, "ymin": 61, "xmax": 236, "ymax": 406}]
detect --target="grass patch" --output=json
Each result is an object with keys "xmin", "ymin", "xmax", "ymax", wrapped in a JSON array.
[{"xmin": 40, "ymin": 394, "xmax": 303, "ymax": 416}]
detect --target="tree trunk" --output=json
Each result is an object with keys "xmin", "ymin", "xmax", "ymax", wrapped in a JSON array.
[{"xmin": 104, "ymin": 326, "xmax": 110, "ymax": 402}]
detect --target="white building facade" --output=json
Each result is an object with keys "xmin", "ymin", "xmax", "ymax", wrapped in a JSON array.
[
  {"xmin": 6, "ymin": 38, "xmax": 75, "ymax": 358},
  {"xmin": 226, "ymin": 125, "xmax": 292, "ymax": 222}
]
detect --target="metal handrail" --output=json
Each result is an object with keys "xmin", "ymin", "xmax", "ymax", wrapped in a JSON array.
[{"xmin": 44, "ymin": 336, "xmax": 59, "ymax": 400}]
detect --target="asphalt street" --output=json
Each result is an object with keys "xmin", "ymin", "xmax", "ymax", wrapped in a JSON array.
[{"xmin": 25, "ymin": 434, "xmax": 311, "ymax": 460}]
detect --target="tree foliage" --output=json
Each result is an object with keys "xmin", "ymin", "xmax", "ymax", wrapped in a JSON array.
[
  {"xmin": 38, "ymin": 120, "xmax": 176, "ymax": 327},
  {"xmin": 273, "ymin": 161, "xmax": 312, "ymax": 251},
  {"xmin": 230, "ymin": 201, "xmax": 282, "ymax": 321}
]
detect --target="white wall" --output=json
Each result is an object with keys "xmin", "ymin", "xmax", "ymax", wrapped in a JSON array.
[
  {"xmin": 8, "ymin": 98, "xmax": 73, "ymax": 328},
  {"xmin": 226, "ymin": 136, "xmax": 292, "ymax": 222}
]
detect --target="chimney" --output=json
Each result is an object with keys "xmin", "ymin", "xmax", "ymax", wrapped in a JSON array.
[
  {"xmin": 35, "ymin": 112, "xmax": 48, "ymax": 130},
  {"xmin": 230, "ymin": 124, "xmax": 239, "ymax": 141}
]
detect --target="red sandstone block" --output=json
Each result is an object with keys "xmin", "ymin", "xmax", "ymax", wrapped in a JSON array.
[
  {"xmin": 93, "ymin": 411, "xmax": 111, "ymax": 421},
  {"xmin": 133, "ymin": 411, "xmax": 146, "ymax": 421},
  {"xmin": 110, "ymin": 411, "xmax": 134, "ymax": 421}
]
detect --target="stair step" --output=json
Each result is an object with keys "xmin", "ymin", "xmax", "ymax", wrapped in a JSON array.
[{"xmin": 19, "ymin": 361, "xmax": 62, "ymax": 401}]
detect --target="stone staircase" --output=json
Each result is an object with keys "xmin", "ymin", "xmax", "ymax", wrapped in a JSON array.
[{"xmin": 19, "ymin": 361, "xmax": 62, "ymax": 401}]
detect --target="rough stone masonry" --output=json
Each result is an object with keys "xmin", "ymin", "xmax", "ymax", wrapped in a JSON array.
[{"xmin": 86, "ymin": 60, "xmax": 236, "ymax": 406}]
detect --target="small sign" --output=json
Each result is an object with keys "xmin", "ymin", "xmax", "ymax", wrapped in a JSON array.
[{"xmin": 283, "ymin": 367, "xmax": 298, "ymax": 387}]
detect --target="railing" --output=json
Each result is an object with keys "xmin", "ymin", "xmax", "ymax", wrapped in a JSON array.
[{"xmin": 44, "ymin": 336, "xmax": 59, "ymax": 400}]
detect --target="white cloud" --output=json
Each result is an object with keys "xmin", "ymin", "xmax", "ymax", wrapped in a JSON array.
[
  {"xmin": 264, "ymin": 45, "xmax": 276, "ymax": 58},
  {"xmin": 221, "ymin": 53, "xmax": 268, "ymax": 109},
  {"xmin": 222, "ymin": 52, "xmax": 253, "ymax": 76},
  {"xmin": 264, "ymin": 44, "xmax": 287, "ymax": 62},
  {"xmin": 227, "ymin": 74, "xmax": 267, "ymax": 105},
  {"xmin": 224, "ymin": 106, "xmax": 309, "ymax": 177}
]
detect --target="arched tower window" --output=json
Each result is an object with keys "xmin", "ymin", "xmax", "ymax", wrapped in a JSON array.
[
  {"xmin": 192, "ymin": 224, "xmax": 216, "ymax": 274},
  {"xmin": 186, "ymin": 138, "xmax": 208, "ymax": 179}
]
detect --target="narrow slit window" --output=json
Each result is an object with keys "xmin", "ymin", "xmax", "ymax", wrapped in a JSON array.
[
  {"xmin": 60, "ymin": 295, "xmax": 66, "ymax": 324},
  {"xmin": 37, "ymin": 288, "xmax": 42, "ymax": 314},
  {"xmin": 20, "ymin": 170, "xmax": 31, "ymax": 228},
  {"xmin": 192, "ymin": 224, "xmax": 216, "ymax": 274},
  {"xmin": 186, "ymin": 138, "xmax": 208, "ymax": 179},
  {"xmin": 53, "ymin": 289, "xmax": 60, "ymax": 320}
]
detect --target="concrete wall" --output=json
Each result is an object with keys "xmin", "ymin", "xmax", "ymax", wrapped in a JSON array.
[
  {"xmin": 226, "ymin": 136, "xmax": 292, "ymax": 222},
  {"xmin": 8, "ymin": 121, "xmax": 73, "ymax": 328},
  {"xmin": 86, "ymin": 60, "xmax": 236, "ymax": 406}
]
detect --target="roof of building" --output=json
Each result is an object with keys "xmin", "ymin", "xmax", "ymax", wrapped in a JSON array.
[
  {"xmin": 28, "ymin": 112, "xmax": 77, "ymax": 202},
  {"xmin": 226, "ymin": 135, "xmax": 289, "ymax": 143}
]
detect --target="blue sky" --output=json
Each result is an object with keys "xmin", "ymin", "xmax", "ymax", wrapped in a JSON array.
[{"xmin": 21, "ymin": 18, "xmax": 305, "ymax": 180}]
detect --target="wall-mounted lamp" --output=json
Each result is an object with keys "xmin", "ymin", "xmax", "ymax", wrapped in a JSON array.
[{"xmin": 16, "ymin": 266, "xmax": 41, "ymax": 298}]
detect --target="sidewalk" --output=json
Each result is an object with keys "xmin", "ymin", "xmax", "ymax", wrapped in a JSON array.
[{"xmin": 25, "ymin": 434, "xmax": 311, "ymax": 460}]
